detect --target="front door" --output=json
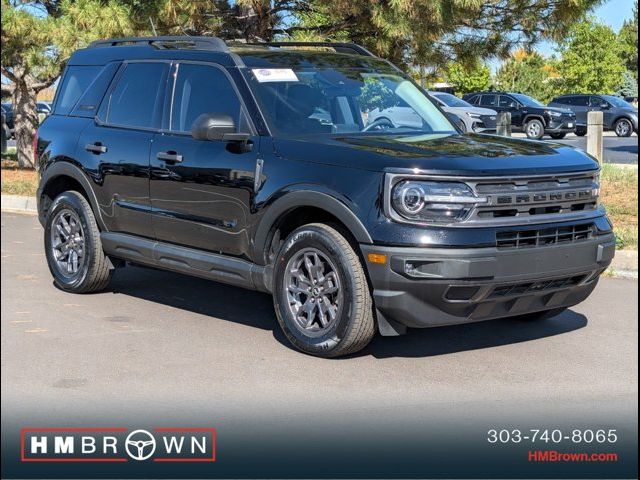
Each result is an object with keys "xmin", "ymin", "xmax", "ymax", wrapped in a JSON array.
[
  {"xmin": 149, "ymin": 62, "xmax": 259, "ymax": 258},
  {"xmin": 497, "ymin": 95, "xmax": 523, "ymax": 126}
]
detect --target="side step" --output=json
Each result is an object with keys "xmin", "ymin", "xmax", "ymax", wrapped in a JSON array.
[{"xmin": 101, "ymin": 232, "xmax": 270, "ymax": 293}]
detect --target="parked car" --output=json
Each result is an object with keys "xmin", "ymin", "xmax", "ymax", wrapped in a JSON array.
[
  {"xmin": 429, "ymin": 91, "xmax": 497, "ymax": 133},
  {"xmin": 36, "ymin": 37, "xmax": 614, "ymax": 357},
  {"xmin": 366, "ymin": 98, "xmax": 468, "ymax": 132},
  {"xmin": 549, "ymin": 94, "xmax": 638, "ymax": 137},
  {"xmin": 1, "ymin": 103, "xmax": 14, "ymax": 134},
  {"xmin": 463, "ymin": 92, "xmax": 576, "ymax": 140}
]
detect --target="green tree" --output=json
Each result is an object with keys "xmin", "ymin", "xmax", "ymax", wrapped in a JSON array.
[
  {"xmin": 495, "ymin": 49, "xmax": 559, "ymax": 103},
  {"xmin": 1, "ymin": 0, "xmax": 134, "ymax": 167},
  {"xmin": 619, "ymin": 0, "xmax": 638, "ymax": 80},
  {"xmin": 618, "ymin": 70, "xmax": 639, "ymax": 97},
  {"xmin": 237, "ymin": 0, "xmax": 603, "ymax": 70},
  {"xmin": 444, "ymin": 61, "xmax": 491, "ymax": 95},
  {"xmin": 557, "ymin": 18, "xmax": 626, "ymax": 95}
]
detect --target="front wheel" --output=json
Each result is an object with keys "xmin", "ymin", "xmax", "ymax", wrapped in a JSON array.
[
  {"xmin": 273, "ymin": 223, "xmax": 376, "ymax": 358},
  {"xmin": 525, "ymin": 119, "xmax": 545, "ymax": 140},
  {"xmin": 44, "ymin": 191, "xmax": 112, "ymax": 293},
  {"xmin": 614, "ymin": 118, "xmax": 633, "ymax": 137},
  {"xmin": 575, "ymin": 127, "xmax": 587, "ymax": 137}
]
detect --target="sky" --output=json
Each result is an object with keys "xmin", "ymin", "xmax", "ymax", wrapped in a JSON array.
[{"xmin": 537, "ymin": 0, "xmax": 636, "ymax": 57}]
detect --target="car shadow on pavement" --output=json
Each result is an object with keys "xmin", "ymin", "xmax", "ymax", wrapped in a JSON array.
[
  {"xmin": 108, "ymin": 265, "xmax": 587, "ymax": 359},
  {"xmin": 358, "ymin": 310, "xmax": 587, "ymax": 359},
  {"xmin": 108, "ymin": 265, "xmax": 280, "ymax": 333}
]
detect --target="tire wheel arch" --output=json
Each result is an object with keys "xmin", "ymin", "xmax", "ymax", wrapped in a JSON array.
[
  {"xmin": 254, "ymin": 190, "xmax": 373, "ymax": 266},
  {"xmin": 523, "ymin": 115, "xmax": 546, "ymax": 128},
  {"xmin": 39, "ymin": 161, "xmax": 106, "ymax": 231}
]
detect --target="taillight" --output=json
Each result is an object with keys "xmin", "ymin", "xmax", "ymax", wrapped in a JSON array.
[{"xmin": 32, "ymin": 130, "xmax": 38, "ymax": 164}]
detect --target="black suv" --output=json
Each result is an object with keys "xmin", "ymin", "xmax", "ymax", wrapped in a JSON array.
[
  {"xmin": 463, "ymin": 92, "xmax": 576, "ymax": 140},
  {"xmin": 36, "ymin": 37, "xmax": 615, "ymax": 357},
  {"xmin": 549, "ymin": 94, "xmax": 638, "ymax": 137}
]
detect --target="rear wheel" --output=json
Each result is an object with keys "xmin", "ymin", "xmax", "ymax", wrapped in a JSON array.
[
  {"xmin": 273, "ymin": 223, "xmax": 376, "ymax": 358},
  {"xmin": 525, "ymin": 119, "xmax": 545, "ymax": 140},
  {"xmin": 614, "ymin": 118, "xmax": 633, "ymax": 137},
  {"xmin": 44, "ymin": 191, "xmax": 112, "ymax": 293},
  {"xmin": 549, "ymin": 132, "xmax": 567, "ymax": 139},
  {"xmin": 575, "ymin": 127, "xmax": 587, "ymax": 137}
]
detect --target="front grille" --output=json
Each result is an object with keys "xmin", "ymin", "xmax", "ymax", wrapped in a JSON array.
[
  {"xmin": 489, "ymin": 274, "xmax": 586, "ymax": 299},
  {"xmin": 496, "ymin": 223, "xmax": 595, "ymax": 249},
  {"xmin": 469, "ymin": 172, "xmax": 599, "ymax": 224},
  {"xmin": 480, "ymin": 114, "xmax": 497, "ymax": 128}
]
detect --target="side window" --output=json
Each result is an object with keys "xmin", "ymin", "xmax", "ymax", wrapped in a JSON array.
[
  {"xmin": 55, "ymin": 66, "xmax": 102, "ymax": 115},
  {"xmin": 498, "ymin": 95, "xmax": 515, "ymax": 108},
  {"xmin": 555, "ymin": 97, "xmax": 571, "ymax": 105},
  {"xmin": 467, "ymin": 95, "xmax": 479, "ymax": 105},
  {"xmin": 574, "ymin": 96, "xmax": 589, "ymax": 107},
  {"xmin": 590, "ymin": 96, "xmax": 609, "ymax": 108},
  {"xmin": 104, "ymin": 62, "xmax": 168, "ymax": 129},
  {"xmin": 170, "ymin": 63, "xmax": 244, "ymax": 133},
  {"xmin": 479, "ymin": 95, "xmax": 497, "ymax": 107}
]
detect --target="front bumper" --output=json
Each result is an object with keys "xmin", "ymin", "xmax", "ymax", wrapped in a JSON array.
[
  {"xmin": 546, "ymin": 117, "xmax": 577, "ymax": 133},
  {"xmin": 361, "ymin": 233, "xmax": 615, "ymax": 331}
]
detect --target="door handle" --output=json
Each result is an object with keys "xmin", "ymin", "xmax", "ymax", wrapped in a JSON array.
[
  {"xmin": 157, "ymin": 151, "xmax": 183, "ymax": 163},
  {"xmin": 85, "ymin": 143, "xmax": 107, "ymax": 154}
]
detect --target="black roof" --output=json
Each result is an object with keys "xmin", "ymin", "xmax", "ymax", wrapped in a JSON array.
[{"xmin": 70, "ymin": 36, "xmax": 391, "ymax": 71}]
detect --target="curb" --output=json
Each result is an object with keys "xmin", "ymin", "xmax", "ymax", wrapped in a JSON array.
[
  {"xmin": 1, "ymin": 194, "xmax": 37, "ymax": 214},
  {"xmin": 607, "ymin": 250, "xmax": 638, "ymax": 279},
  {"xmin": 1, "ymin": 194, "xmax": 637, "ymax": 279}
]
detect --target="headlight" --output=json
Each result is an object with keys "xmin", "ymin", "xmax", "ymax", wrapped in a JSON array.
[
  {"xmin": 391, "ymin": 180, "xmax": 487, "ymax": 223},
  {"xmin": 466, "ymin": 112, "xmax": 481, "ymax": 118},
  {"xmin": 545, "ymin": 110, "xmax": 562, "ymax": 118}
]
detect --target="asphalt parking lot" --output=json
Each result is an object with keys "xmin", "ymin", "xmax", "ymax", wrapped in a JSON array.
[
  {"xmin": 1, "ymin": 210, "xmax": 637, "ymax": 424},
  {"xmin": 512, "ymin": 132, "xmax": 638, "ymax": 164}
]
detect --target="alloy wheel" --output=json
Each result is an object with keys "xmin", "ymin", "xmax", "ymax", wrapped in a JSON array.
[
  {"xmin": 50, "ymin": 208, "xmax": 85, "ymax": 278},
  {"xmin": 284, "ymin": 247, "xmax": 343, "ymax": 335},
  {"xmin": 616, "ymin": 119, "xmax": 631, "ymax": 137}
]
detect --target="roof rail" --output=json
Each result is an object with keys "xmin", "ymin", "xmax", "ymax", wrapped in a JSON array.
[
  {"xmin": 251, "ymin": 42, "xmax": 376, "ymax": 57},
  {"xmin": 87, "ymin": 36, "xmax": 229, "ymax": 52}
]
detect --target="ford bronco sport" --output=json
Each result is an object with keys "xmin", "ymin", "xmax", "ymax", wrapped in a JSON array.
[{"xmin": 36, "ymin": 37, "xmax": 615, "ymax": 357}]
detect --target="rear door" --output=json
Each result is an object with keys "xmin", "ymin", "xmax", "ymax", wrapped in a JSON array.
[
  {"xmin": 571, "ymin": 96, "xmax": 589, "ymax": 125},
  {"xmin": 75, "ymin": 61, "xmax": 169, "ymax": 238},
  {"xmin": 149, "ymin": 62, "xmax": 259, "ymax": 258}
]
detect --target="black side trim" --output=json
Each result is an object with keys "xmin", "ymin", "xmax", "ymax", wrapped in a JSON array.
[{"xmin": 101, "ymin": 232, "xmax": 270, "ymax": 293}]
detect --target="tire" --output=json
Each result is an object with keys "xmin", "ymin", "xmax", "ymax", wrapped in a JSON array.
[
  {"xmin": 524, "ymin": 119, "xmax": 545, "ymax": 140},
  {"xmin": 549, "ymin": 132, "xmax": 567, "ymax": 140},
  {"xmin": 273, "ymin": 223, "xmax": 376, "ymax": 358},
  {"xmin": 44, "ymin": 191, "xmax": 112, "ymax": 293},
  {"xmin": 575, "ymin": 127, "xmax": 587, "ymax": 137},
  {"xmin": 513, "ymin": 307, "xmax": 567, "ymax": 322},
  {"xmin": 614, "ymin": 118, "xmax": 633, "ymax": 137}
]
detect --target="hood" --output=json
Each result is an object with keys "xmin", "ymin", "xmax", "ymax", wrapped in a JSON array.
[
  {"xmin": 544, "ymin": 106, "xmax": 575, "ymax": 115},
  {"xmin": 274, "ymin": 133, "xmax": 599, "ymax": 176}
]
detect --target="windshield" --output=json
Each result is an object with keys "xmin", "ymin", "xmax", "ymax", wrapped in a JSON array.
[
  {"xmin": 602, "ymin": 95, "xmax": 635, "ymax": 108},
  {"xmin": 246, "ymin": 68, "xmax": 455, "ymax": 136},
  {"xmin": 511, "ymin": 93, "xmax": 544, "ymax": 108},
  {"xmin": 431, "ymin": 92, "xmax": 472, "ymax": 108}
]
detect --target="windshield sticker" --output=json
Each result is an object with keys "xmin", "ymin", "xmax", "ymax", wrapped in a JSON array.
[{"xmin": 252, "ymin": 68, "xmax": 299, "ymax": 83}]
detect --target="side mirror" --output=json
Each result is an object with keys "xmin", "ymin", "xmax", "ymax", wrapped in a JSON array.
[
  {"xmin": 509, "ymin": 102, "xmax": 518, "ymax": 109},
  {"xmin": 191, "ymin": 113, "xmax": 251, "ymax": 142},
  {"xmin": 600, "ymin": 103, "xmax": 611, "ymax": 110}
]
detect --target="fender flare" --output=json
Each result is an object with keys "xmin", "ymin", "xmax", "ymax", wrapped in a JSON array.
[
  {"xmin": 523, "ymin": 114, "xmax": 546, "ymax": 128},
  {"xmin": 252, "ymin": 190, "xmax": 373, "ymax": 264},
  {"xmin": 38, "ymin": 161, "xmax": 107, "ymax": 231}
]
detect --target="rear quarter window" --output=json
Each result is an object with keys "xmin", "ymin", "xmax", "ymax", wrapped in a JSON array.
[{"xmin": 54, "ymin": 66, "xmax": 102, "ymax": 115}]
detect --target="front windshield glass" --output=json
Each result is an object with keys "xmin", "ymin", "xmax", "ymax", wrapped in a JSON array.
[
  {"xmin": 602, "ymin": 95, "xmax": 635, "ymax": 108},
  {"xmin": 511, "ymin": 93, "xmax": 544, "ymax": 108},
  {"xmin": 431, "ymin": 92, "xmax": 472, "ymax": 108},
  {"xmin": 246, "ymin": 68, "xmax": 455, "ymax": 136}
]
